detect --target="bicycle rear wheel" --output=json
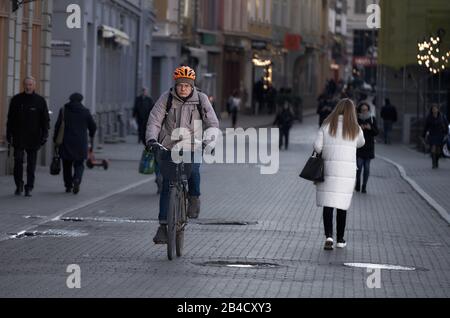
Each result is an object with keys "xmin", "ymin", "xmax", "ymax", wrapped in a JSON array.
[
  {"xmin": 167, "ymin": 188, "xmax": 178, "ymax": 261},
  {"xmin": 176, "ymin": 190, "xmax": 187, "ymax": 257}
]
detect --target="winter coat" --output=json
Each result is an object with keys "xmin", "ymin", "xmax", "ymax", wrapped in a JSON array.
[
  {"xmin": 274, "ymin": 109, "xmax": 295, "ymax": 131},
  {"xmin": 317, "ymin": 100, "xmax": 336, "ymax": 127},
  {"xmin": 133, "ymin": 95, "xmax": 154, "ymax": 126},
  {"xmin": 53, "ymin": 101, "xmax": 97, "ymax": 161},
  {"xmin": 423, "ymin": 113, "xmax": 449, "ymax": 146},
  {"xmin": 357, "ymin": 116, "xmax": 379, "ymax": 159},
  {"xmin": 314, "ymin": 116, "xmax": 365, "ymax": 211},
  {"xmin": 6, "ymin": 92, "xmax": 50, "ymax": 150},
  {"xmin": 381, "ymin": 105, "xmax": 398, "ymax": 122},
  {"xmin": 146, "ymin": 87, "xmax": 220, "ymax": 150}
]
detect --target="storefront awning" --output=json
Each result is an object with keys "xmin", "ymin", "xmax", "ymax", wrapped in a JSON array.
[{"xmin": 99, "ymin": 25, "xmax": 130, "ymax": 46}]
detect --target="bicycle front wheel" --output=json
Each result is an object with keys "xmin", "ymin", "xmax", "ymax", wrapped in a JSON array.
[
  {"xmin": 176, "ymin": 190, "xmax": 187, "ymax": 257},
  {"xmin": 167, "ymin": 188, "xmax": 178, "ymax": 261}
]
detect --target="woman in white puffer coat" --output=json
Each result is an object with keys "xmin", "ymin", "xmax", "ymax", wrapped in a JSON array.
[{"xmin": 314, "ymin": 99, "xmax": 365, "ymax": 251}]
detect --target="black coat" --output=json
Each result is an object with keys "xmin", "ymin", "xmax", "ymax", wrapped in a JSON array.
[
  {"xmin": 423, "ymin": 114, "xmax": 449, "ymax": 146},
  {"xmin": 274, "ymin": 109, "xmax": 295, "ymax": 131},
  {"xmin": 53, "ymin": 102, "xmax": 97, "ymax": 161},
  {"xmin": 381, "ymin": 105, "xmax": 398, "ymax": 122},
  {"xmin": 357, "ymin": 117, "xmax": 379, "ymax": 159},
  {"xmin": 317, "ymin": 100, "xmax": 336, "ymax": 126},
  {"xmin": 133, "ymin": 95, "xmax": 154, "ymax": 126},
  {"xmin": 6, "ymin": 92, "xmax": 50, "ymax": 150}
]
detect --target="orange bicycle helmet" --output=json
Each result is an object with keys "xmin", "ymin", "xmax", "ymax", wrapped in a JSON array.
[{"xmin": 173, "ymin": 66, "xmax": 196, "ymax": 82}]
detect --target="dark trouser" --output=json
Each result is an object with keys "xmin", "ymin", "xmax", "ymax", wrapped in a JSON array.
[
  {"xmin": 159, "ymin": 163, "xmax": 201, "ymax": 224},
  {"xmin": 14, "ymin": 148, "xmax": 38, "ymax": 190},
  {"xmin": 431, "ymin": 145, "xmax": 442, "ymax": 168},
  {"xmin": 63, "ymin": 159, "xmax": 85, "ymax": 189},
  {"xmin": 138, "ymin": 124, "xmax": 146, "ymax": 145},
  {"xmin": 383, "ymin": 120, "xmax": 393, "ymax": 144},
  {"xmin": 323, "ymin": 207, "xmax": 347, "ymax": 241},
  {"xmin": 356, "ymin": 157, "xmax": 372, "ymax": 187},
  {"xmin": 279, "ymin": 128, "xmax": 290, "ymax": 150},
  {"xmin": 231, "ymin": 109, "xmax": 238, "ymax": 128}
]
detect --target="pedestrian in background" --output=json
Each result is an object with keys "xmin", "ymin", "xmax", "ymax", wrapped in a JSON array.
[
  {"xmin": 317, "ymin": 94, "xmax": 334, "ymax": 127},
  {"xmin": 314, "ymin": 98, "xmax": 365, "ymax": 250},
  {"xmin": 133, "ymin": 87, "xmax": 154, "ymax": 145},
  {"xmin": 266, "ymin": 84, "xmax": 277, "ymax": 115},
  {"xmin": 6, "ymin": 76, "xmax": 50, "ymax": 197},
  {"xmin": 356, "ymin": 103, "xmax": 379, "ymax": 194},
  {"xmin": 53, "ymin": 93, "xmax": 97, "ymax": 194},
  {"xmin": 228, "ymin": 90, "xmax": 241, "ymax": 129},
  {"xmin": 274, "ymin": 102, "xmax": 295, "ymax": 150},
  {"xmin": 423, "ymin": 104, "xmax": 449, "ymax": 169},
  {"xmin": 380, "ymin": 98, "xmax": 398, "ymax": 144}
]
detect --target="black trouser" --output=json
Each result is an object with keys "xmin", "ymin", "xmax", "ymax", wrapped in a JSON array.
[
  {"xmin": 279, "ymin": 128, "xmax": 290, "ymax": 150},
  {"xmin": 63, "ymin": 160, "xmax": 85, "ymax": 189},
  {"xmin": 323, "ymin": 207, "xmax": 347, "ymax": 241},
  {"xmin": 231, "ymin": 109, "xmax": 238, "ymax": 128},
  {"xmin": 431, "ymin": 145, "xmax": 442, "ymax": 168},
  {"xmin": 14, "ymin": 148, "xmax": 38, "ymax": 190},
  {"xmin": 138, "ymin": 123, "xmax": 147, "ymax": 145}
]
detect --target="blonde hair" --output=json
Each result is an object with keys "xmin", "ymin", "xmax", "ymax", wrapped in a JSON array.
[{"xmin": 323, "ymin": 98, "xmax": 360, "ymax": 140}]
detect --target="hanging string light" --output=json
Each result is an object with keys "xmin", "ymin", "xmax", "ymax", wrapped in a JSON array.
[{"xmin": 417, "ymin": 30, "xmax": 450, "ymax": 74}]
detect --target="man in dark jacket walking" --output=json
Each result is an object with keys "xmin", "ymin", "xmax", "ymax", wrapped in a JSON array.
[
  {"xmin": 53, "ymin": 93, "xmax": 97, "ymax": 194},
  {"xmin": 356, "ymin": 103, "xmax": 379, "ymax": 194},
  {"xmin": 6, "ymin": 76, "xmax": 50, "ymax": 197},
  {"xmin": 274, "ymin": 103, "xmax": 295, "ymax": 150},
  {"xmin": 380, "ymin": 98, "xmax": 397, "ymax": 144},
  {"xmin": 133, "ymin": 88, "xmax": 154, "ymax": 145}
]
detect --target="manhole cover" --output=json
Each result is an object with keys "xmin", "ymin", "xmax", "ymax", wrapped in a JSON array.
[
  {"xmin": 196, "ymin": 260, "xmax": 283, "ymax": 269},
  {"xmin": 8, "ymin": 229, "xmax": 88, "ymax": 239},
  {"xmin": 60, "ymin": 216, "xmax": 156, "ymax": 224},
  {"xmin": 344, "ymin": 263, "xmax": 417, "ymax": 271},
  {"xmin": 193, "ymin": 220, "xmax": 258, "ymax": 226}
]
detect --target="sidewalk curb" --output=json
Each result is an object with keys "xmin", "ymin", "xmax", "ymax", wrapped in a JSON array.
[
  {"xmin": 0, "ymin": 176, "xmax": 155, "ymax": 242},
  {"xmin": 378, "ymin": 155, "xmax": 450, "ymax": 225}
]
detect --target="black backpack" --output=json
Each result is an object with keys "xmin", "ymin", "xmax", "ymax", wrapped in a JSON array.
[{"xmin": 163, "ymin": 89, "xmax": 205, "ymax": 125}]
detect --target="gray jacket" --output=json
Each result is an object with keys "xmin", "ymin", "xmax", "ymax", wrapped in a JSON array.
[{"xmin": 146, "ymin": 88, "xmax": 220, "ymax": 150}]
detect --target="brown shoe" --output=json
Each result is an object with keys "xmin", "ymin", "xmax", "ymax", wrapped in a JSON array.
[
  {"xmin": 153, "ymin": 225, "xmax": 168, "ymax": 244},
  {"xmin": 187, "ymin": 196, "xmax": 200, "ymax": 219}
]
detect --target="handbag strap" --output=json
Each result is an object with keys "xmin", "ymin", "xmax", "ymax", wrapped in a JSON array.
[{"xmin": 55, "ymin": 107, "xmax": 66, "ymax": 146}]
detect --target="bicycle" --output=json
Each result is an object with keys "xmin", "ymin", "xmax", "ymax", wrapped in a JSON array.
[{"xmin": 152, "ymin": 142, "xmax": 192, "ymax": 260}]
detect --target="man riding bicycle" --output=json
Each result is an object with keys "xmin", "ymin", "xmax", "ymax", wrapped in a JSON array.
[{"xmin": 146, "ymin": 66, "xmax": 220, "ymax": 244}]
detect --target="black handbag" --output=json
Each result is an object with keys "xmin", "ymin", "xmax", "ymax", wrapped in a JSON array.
[
  {"xmin": 299, "ymin": 151, "xmax": 324, "ymax": 182},
  {"xmin": 50, "ymin": 148, "xmax": 61, "ymax": 176}
]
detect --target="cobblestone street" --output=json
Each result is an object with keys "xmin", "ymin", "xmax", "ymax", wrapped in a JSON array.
[{"xmin": 0, "ymin": 115, "xmax": 449, "ymax": 298}]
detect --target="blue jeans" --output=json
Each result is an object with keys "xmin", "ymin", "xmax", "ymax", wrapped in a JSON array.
[
  {"xmin": 356, "ymin": 158, "xmax": 371, "ymax": 187},
  {"xmin": 383, "ymin": 120, "xmax": 393, "ymax": 144},
  {"xmin": 159, "ymin": 163, "xmax": 201, "ymax": 224}
]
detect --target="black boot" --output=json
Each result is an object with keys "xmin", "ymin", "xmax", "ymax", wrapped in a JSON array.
[
  {"xmin": 355, "ymin": 182, "xmax": 361, "ymax": 192},
  {"xmin": 24, "ymin": 187, "xmax": 32, "ymax": 197},
  {"xmin": 432, "ymin": 154, "xmax": 438, "ymax": 169},
  {"xmin": 362, "ymin": 185, "xmax": 367, "ymax": 194},
  {"xmin": 15, "ymin": 183, "xmax": 24, "ymax": 196}
]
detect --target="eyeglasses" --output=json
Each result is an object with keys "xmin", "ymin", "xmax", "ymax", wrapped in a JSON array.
[{"xmin": 176, "ymin": 84, "xmax": 192, "ymax": 90}]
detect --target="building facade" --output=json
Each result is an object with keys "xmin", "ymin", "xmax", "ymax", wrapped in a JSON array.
[
  {"xmin": 0, "ymin": 0, "xmax": 53, "ymax": 176},
  {"xmin": 51, "ymin": 0, "xmax": 155, "ymax": 144},
  {"xmin": 286, "ymin": 0, "xmax": 330, "ymax": 111},
  {"xmin": 378, "ymin": 0, "xmax": 450, "ymax": 144},
  {"xmin": 346, "ymin": 0, "xmax": 379, "ymax": 86}
]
